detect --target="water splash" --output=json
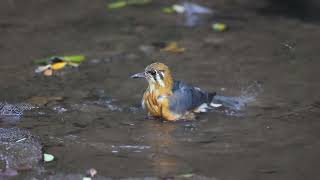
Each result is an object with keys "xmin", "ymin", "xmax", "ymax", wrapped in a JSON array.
[
  {"xmin": 213, "ymin": 81, "xmax": 263, "ymax": 116},
  {"xmin": 239, "ymin": 81, "xmax": 263, "ymax": 104}
]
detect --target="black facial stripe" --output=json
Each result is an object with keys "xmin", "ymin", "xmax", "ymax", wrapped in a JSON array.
[
  {"xmin": 146, "ymin": 69, "xmax": 158, "ymax": 81},
  {"xmin": 151, "ymin": 72, "xmax": 157, "ymax": 81}
]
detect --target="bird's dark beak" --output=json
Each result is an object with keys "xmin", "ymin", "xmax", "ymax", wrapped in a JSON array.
[{"xmin": 130, "ymin": 72, "xmax": 145, "ymax": 79}]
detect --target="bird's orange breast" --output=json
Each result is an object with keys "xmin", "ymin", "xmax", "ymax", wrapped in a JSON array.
[
  {"xmin": 143, "ymin": 90, "xmax": 162, "ymax": 117},
  {"xmin": 143, "ymin": 88, "xmax": 180, "ymax": 121}
]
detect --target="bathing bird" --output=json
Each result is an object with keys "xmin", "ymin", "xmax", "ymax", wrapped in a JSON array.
[{"xmin": 131, "ymin": 62, "xmax": 242, "ymax": 121}]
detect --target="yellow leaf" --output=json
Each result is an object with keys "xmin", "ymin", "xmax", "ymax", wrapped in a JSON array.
[
  {"xmin": 51, "ymin": 62, "xmax": 67, "ymax": 70},
  {"xmin": 161, "ymin": 42, "xmax": 185, "ymax": 53},
  {"xmin": 212, "ymin": 23, "xmax": 227, "ymax": 32}
]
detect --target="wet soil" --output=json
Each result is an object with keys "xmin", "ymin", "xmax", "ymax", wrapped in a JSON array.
[{"xmin": 0, "ymin": 0, "xmax": 320, "ymax": 179}]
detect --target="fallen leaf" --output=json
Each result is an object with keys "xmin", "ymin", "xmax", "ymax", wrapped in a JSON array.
[
  {"xmin": 43, "ymin": 69, "xmax": 53, "ymax": 76},
  {"xmin": 35, "ymin": 65, "xmax": 51, "ymax": 73},
  {"xmin": 108, "ymin": 1, "xmax": 127, "ymax": 9},
  {"xmin": 34, "ymin": 55, "xmax": 86, "ymax": 65},
  {"xmin": 86, "ymin": 168, "xmax": 97, "ymax": 177},
  {"xmin": 48, "ymin": 96, "xmax": 64, "ymax": 101},
  {"xmin": 108, "ymin": 0, "xmax": 152, "ymax": 9},
  {"xmin": 162, "ymin": 7, "xmax": 175, "ymax": 14},
  {"xmin": 212, "ymin": 23, "xmax": 227, "ymax": 32},
  {"xmin": 62, "ymin": 55, "xmax": 86, "ymax": 63},
  {"xmin": 28, "ymin": 97, "xmax": 49, "ymax": 106},
  {"xmin": 172, "ymin": 4, "xmax": 185, "ymax": 13},
  {"xmin": 67, "ymin": 62, "xmax": 80, "ymax": 67},
  {"xmin": 161, "ymin": 42, "xmax": 185, "ymax": 53},
  {"xmin": 127, "ymin": 0, "xmax": 152, "ymax": 5},
  {"xmin": 43, "ymin": 153, "xmax": 54, "ymax": 162},
  {"xmin": 51, "ymin": 62, "xmax": 67, "ymax": 70},
  {"xmin": 28, "ymin": 96, "xmax": 64, "ymax": 106}
]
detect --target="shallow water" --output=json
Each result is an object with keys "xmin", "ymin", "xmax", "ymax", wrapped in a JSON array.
[{"xmin": 0, "ymin": 0, "xmax": 320, "ymax": 179}]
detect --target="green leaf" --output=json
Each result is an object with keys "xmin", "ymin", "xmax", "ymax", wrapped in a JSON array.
[
  {"xmin": 33, "ymin": 55, "xmax": 86, "ymax": 65},
  {"xmin": 108, "ymin": 1, "xmax": 127, "ymax": 9},
  {"xmin": 162, "ymin": 7, "xmax": 175, "ymax": 14},
  {"xmin": 61, "ymin": 55, "xmax": 86, "ymax": 63},
  {"xmin": 127, "ymin": 0, "xmax": 152, "ymax": 5}
]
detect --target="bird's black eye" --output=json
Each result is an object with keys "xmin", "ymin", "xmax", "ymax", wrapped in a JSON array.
[{"xmin": 148, "ymin": 70, "xmax": 156, "ymax": 76}]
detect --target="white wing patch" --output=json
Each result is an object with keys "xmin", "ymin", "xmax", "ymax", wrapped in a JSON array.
[
  {"xmin": 194, "ymin": 103, "xmax": 209, "ymax": 113},
  {"xmin": 194, "ymin": 102, "xmax": 223, "ymax": 113},
  {"xmin": 210, "ymin": 102, "xmax": 222, "ymax": 107}
]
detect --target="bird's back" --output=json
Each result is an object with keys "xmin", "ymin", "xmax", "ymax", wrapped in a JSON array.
[{"xmin": 168, "ymin": 81, "xmax": 215, "ymax": 114}]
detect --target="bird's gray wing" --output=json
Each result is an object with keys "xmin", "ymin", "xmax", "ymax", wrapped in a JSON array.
[{"xmin": 168, "ymin": 81, "xmax": 215, "ymax": 114}]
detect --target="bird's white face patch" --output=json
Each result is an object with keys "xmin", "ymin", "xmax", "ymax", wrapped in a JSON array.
[
  {"xmin": 156, "ymin": 73, "xmax": 165, "ymax": 87},
  {"xmin": 149, "ymin": 83, "xmax": 155, "ymax": 92},
  {"xmin": 160, "ymin": 71, "xmax": 165, "ymax": 78}
]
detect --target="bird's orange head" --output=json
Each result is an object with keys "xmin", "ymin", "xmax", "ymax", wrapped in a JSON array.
[{"xmin": 131, "ymin": 62, "xmax": 174, "ymax": 91}]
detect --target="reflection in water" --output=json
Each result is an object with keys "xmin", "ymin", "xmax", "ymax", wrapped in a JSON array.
[
  {"xmin": 144, "ymin": 121, "xmax": 180, "ymax": 176},
  {"xmin": 111, "ymin": 145, "xmax": 151, "ymax": 153}
]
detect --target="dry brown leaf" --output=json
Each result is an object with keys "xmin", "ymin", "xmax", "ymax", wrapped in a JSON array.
[{"xmin": 28, "ymin": 96, "xmax": 64, "ymax": 106}]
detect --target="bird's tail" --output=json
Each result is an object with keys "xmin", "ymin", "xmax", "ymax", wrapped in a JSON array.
[{"xmin": 210, "ymin": 81, "xmax": 262, "ymax": 111}]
